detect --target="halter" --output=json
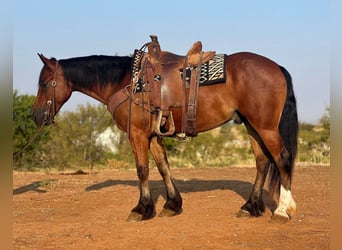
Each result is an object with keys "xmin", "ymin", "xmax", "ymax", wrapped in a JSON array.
[{"xmin": 44, "ymin": 60, "xmax": 58, "ymax": 125}]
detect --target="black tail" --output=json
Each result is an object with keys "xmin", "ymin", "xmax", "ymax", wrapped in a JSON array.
[
  {"xmin": 278, "ymin": 66, "xmax": 298, "ymax": 162},
  {"xmin": 268, "ymin": 66, "xmax": 298, "ymax": 193}
]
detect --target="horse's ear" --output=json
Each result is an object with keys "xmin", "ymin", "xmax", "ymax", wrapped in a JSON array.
[
  {"xmin": 37, "ymin": 53, "xmax": 55, "ymax": 69},
  {"xmin": 38, "ymin": 53, "xmax": 49, "ymax": 65}
]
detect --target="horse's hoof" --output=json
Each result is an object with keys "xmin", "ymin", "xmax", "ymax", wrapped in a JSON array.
[
  {"xmin": 286, "ymin": 206, "xmax": 296, "ymax": 219},
  {"xmin": 270, "ymin": 214, "xmax": 290, "ymax": 223},
  {"xmin": 236, "ymin": 209, "xmax": 251, "ymax": 218},
  {"xmin": 158, "ymin": 208, "xmax": 181, "ymax": 217},
  {"xmin": 127, "ymin": 212, "xmax": 143, "ymax": 222}
]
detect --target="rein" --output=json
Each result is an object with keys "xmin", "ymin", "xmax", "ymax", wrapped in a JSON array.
[
  {"xmin": 13, "ymin": 60, "xmax": 59, "ymax": 158},
  {"xmin": 13, "ymin": 125, "xmax": 45, "ymax": 158}
]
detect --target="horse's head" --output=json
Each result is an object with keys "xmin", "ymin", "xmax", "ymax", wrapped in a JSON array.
[{"xmin": 32, "ymin": 54, "xmax": 72, "ymax": 127}]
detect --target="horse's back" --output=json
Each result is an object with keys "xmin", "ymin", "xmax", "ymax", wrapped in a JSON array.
[{"xmin": 226, "ymin": 52, "xmax": 284, "ymax": 77}]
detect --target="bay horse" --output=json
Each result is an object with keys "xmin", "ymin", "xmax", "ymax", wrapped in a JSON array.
[{"xmin": 32, "ymin": 40, "xmax": 298, "ymax": 223}]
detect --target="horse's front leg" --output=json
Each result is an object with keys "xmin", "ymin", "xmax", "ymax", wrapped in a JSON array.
[
  {"xmin": 127, "ymin": 128, "xmax": 155, "ymax": 222},
  {"xmin": 149, "ymin": 136, "xmax": 182, "ymax": 217}
]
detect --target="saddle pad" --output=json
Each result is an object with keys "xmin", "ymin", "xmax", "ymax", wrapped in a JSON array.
[
  {"xmin": 180, "ymin": 54, "xmax": 226, "ymax": 86},
  {"xmin": 131, "ymin": 50, "xmax": 226, "ymax": 92}
]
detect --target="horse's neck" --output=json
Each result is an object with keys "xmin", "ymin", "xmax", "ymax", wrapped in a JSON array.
[
  {"xmin": 72, "ymin": 84, "xmax": 116, "ymax": 105},
  {"xmin": 73, "ymin": 80, "xmax": 130, "ymax": 105}
]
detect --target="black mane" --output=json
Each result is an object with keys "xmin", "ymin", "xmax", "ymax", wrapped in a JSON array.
[{"xmin": 58, "ymin": 55, "xmax": 132, "ymax": 88}]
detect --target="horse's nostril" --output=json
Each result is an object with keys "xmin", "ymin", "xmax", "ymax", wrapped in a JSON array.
[{"xmin": 32, "ymin": 108, "xmax": 45, "ymax": 127}]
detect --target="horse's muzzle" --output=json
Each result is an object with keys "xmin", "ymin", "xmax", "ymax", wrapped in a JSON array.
[{"xmin": 32, "ymin": 107, "xmax": 53, "ymax": 127}]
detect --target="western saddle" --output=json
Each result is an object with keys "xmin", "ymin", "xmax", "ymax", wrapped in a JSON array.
[
  {"xmin": 106, "ymin": 35, "xmax": 217, "ymax": 138},
  {"xmin": 132, "ymin": 35, "xmax": 216, "ymax": 137}
]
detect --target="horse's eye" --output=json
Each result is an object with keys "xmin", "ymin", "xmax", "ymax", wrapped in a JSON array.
[{"xmin": 39, "ymin": 82, "xmax": 47, "ymax": 88}]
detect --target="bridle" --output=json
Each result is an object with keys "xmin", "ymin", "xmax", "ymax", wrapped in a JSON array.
[
  {"xmin": 13, "ymin": 60, "xmax": 59, "ymax": 158},
  {"xmin": 44, "ymin": 60, "xmax": 58, "ymax": 125}
]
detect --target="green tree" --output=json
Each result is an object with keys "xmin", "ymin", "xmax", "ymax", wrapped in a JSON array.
[
  {"xmin": 44, "ymin": 103, "xmax": 114, "ymax": 170},
  {"xmin": 13, "ymin": 90, "xmax": 52, "ymax": 170}
]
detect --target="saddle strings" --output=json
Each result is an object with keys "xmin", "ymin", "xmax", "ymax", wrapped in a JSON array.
[{"xmin": 127, "ymin": 42, "xmax": 151, "ymax": 138}]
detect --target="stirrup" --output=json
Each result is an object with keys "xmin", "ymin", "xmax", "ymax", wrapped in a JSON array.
[{"xmin": 155, "ymin": 110, "xmax": 175, "ymax": 136}]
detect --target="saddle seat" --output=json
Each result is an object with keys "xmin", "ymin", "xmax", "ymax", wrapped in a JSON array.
[{"xmin": 146, "ymin": 35, "xmax": 216, "ymax": 68}]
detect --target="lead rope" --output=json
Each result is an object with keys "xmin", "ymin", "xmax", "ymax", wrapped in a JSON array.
[{"xmin": 13, "ymin": 125, "xmax": 46, "ymax": 158}]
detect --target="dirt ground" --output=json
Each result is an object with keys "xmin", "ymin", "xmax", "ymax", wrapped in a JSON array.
[{"xmin": 13, "ymin": 165, "xmax": 330, "ymax": 249}]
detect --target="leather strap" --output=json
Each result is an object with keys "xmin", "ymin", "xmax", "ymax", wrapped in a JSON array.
[
  {"xmin": 185, "ymin": 69, "xmax": 199, "ymax": 136},
  {"xmin": 145, "ymin": 60, "xmax": 161, "ymax": 110},
  {"xmin": 185, "ymin": 53, "xmax": 202, "ymax": 136},
  {"xmin": 107, "ymin": 87, "xmax": 130, "ymax": 116}
]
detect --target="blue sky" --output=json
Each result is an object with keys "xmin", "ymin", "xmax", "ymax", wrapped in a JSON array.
[{"xmin": 13, "ymin": 0, "xmax": 330, "ymax": 124}]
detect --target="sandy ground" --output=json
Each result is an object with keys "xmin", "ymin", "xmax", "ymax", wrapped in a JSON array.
[{"xmin": 13, "ymin": 165, "xmax": 330, "ymax": 249}]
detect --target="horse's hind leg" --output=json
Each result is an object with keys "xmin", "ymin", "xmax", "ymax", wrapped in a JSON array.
[
  {"xmin": 256, "ymin": 129, "xmax": 296, "ymax": 221},
  {"xmin": 149, "ymin": 136, "xmax": 183, "ymax": 217},
  {"xmin": 238, "ymin": 135, "xmax": 268, "ymax": 217},
  {"xmin": 127, "ymin": 129, "xmax": 155, "ymax": 222}
]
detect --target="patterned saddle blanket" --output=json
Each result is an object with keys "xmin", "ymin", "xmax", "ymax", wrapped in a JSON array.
[
  {"xmin": 179, "ymin": 54, "xmax": 226, "ymax": 86},
  {"xmin": 131, "ymin": 49, "xmax": 226, "ymax": 92}
]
